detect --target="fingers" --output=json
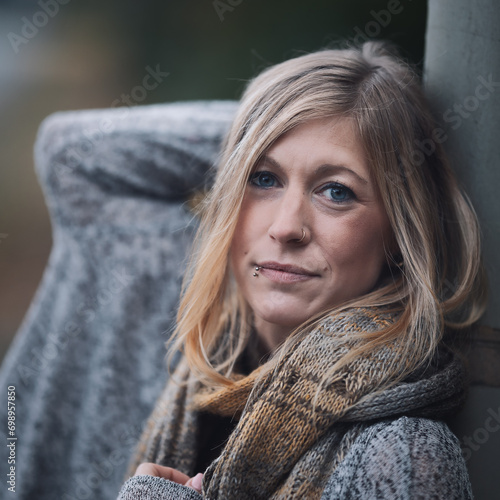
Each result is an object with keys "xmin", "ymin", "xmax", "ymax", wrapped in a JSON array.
[
  {"xmin": 134, "ymin": 463, "xmax": 204, "ymax": 492},
  {"xmin": 185, "ymin": 472, "xmax": 204, "ymax": 493},
  {"xmin": 134, "ymin": 463, "xmax": 191, "ymax": 485}
]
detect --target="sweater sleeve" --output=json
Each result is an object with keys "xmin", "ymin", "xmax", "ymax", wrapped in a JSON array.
[
  {"xmin": 321, "ymin": 416, "xmax": 473, "ymax": 500},
  {"xmin": 117, "ymin": 475, "xmax": 203, "ymax": 500},
  {"xmin": 34, "ymin": 101, "xmax": 237, "ymax": 231}
]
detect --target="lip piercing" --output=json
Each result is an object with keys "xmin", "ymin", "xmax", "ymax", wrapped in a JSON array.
[
  {"xmin": 253, "ymin": 266, "xmax": 261, "ymax": 277},
  {"xmin": 296, "ymin": 229, "xmax": 306, "ymax": 243}
]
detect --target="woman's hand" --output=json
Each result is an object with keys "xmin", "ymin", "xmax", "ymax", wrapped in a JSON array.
[{"xmin": 134, "ymin": 463, "xmax": 203, "ymax": 493}]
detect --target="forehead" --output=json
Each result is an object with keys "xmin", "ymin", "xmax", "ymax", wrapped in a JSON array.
[{"xmin": 263, "ymin": 117, "xmax": 371, "ymax": 181}]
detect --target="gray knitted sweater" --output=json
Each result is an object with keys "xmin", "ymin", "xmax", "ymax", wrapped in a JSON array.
[
  {"xmin": 117, "ymin": 416, "xmax": 472, "ymax": 499},
  {"xmin": 0, "ymin": 101, "xmax": 472, "ymax": 499}
]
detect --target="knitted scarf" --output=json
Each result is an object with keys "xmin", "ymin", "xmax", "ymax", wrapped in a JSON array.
[{"xmin": 129, "ymin": 307, "xmax": 466, "ymax": 499}]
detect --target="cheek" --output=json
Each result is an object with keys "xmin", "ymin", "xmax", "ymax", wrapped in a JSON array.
[
  {"xmin": 319, "ymin": 212, "xmax": 390, "ymax": 272},
  {"xmin": 231, "ymin": 214, "xmax": 251, "ymax": 259},
  {"xmin": 230, "ymin": 202, "xmax": 260, "ymax": 272},
  {"xmin": 232, "ymin": 195, "xmax": 269, "ymax": 253},
  {"xmin": 230, "ymin": 229, "xmax": 247, "ymax": 275}
]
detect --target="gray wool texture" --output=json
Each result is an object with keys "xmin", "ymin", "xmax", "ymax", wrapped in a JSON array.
[
  {"xmin": 0, "ymin": 101, "xmax": 238, "ymax": 500},
  {"xmin": 117, "ymin": 417, "xmax": 472, "ymax": 500}
]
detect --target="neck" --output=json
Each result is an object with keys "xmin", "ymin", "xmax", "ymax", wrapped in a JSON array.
[{"xmin": 253, "ymin": 317, "xmax": 295, "ymax": 354}]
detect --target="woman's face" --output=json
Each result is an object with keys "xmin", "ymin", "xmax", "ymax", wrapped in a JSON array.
[{"xmin": 230, "ymin": 117, "xmax": 394, "ymax": 350}]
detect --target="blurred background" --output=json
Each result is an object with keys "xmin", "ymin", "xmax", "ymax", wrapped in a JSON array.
[{"xmin": 0, "ymin": 0, "xmax": 427, "ymax": 361}]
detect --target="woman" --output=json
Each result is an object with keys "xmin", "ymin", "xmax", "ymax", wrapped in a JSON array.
[{"xmin": 117, "ymin": 41, "xmax": 487, "ymax": 499}]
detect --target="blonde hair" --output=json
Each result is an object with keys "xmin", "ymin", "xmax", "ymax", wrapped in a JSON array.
[{"xmin": 170, "ymin": 41, "xmax": 487, "ymax": 388}]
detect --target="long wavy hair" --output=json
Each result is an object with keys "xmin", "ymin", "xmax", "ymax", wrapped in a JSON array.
[{"xmin": 169, "ymin": 41, "xmax": 487, "ymax": 389}]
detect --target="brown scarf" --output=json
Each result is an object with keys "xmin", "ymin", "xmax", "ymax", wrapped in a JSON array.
[{"xmin": 128, "ymin": 307, "xmax": 466, "ymax": 499}]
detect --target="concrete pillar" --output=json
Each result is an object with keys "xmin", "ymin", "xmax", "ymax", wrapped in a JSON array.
[
  {"xmin": 424, "ymin": 0, "xmax": 500, "ymax": 329},
  {"xmin": 424, "ymin": 2, "xmax": 500, "ymax": 499}
]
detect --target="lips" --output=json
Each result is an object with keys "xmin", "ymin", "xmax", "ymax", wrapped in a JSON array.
[
  {"xmin": 256, "ymin": 261, "xmax": 319, "ymax": 283},
  {"xmin": 257, "ymin": 261, "xmax": 317, "ymax": 275}
]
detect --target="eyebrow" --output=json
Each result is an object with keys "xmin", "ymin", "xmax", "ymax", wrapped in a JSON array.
[
  {"xmin": 259, "ymin": 155, "xmax": 369, "ymax": 185},
  {"xmin": 314, "ymin": 163, "xmax": 369, "ymax": 185}
]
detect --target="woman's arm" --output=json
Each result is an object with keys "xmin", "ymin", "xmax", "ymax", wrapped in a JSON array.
[{"xmin": 35, "ymin": 101, "xmax": 236, "ymax": 231}]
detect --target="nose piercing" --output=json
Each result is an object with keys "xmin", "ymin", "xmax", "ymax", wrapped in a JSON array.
[
  {"xmin": 253, "ymin": 266, "xmax": 261, "ymax": 277},
  {"xmin": 296, "ymin": 228, "xmax": 306, "ymax": 243}
]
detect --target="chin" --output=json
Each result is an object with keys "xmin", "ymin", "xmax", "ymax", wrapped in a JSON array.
[{"xmin": 256, "ymin": 306, "xmax": 310, "ymax": 329}]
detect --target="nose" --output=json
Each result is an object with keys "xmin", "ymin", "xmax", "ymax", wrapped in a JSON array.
[{"xmin": 268, "ymin": 187, "xmax": 309, "ymax": 245}]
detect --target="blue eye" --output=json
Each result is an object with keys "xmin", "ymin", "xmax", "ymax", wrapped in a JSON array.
[
  {"xmin": 322, "ymin": 183, "xmax": 355, "ymax": 203},
  {"xmin": 249, "ymin": 171, "xmax": 277, "ymax": 188}
]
